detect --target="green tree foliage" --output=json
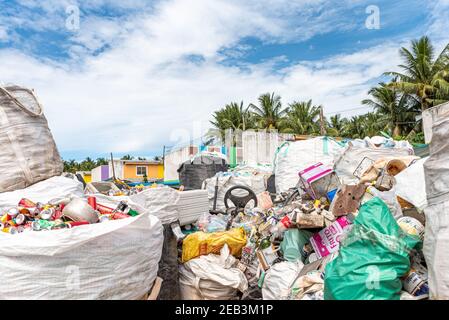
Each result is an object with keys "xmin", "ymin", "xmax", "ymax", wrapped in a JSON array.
[
  {"xmin": 386, "ymin": 36, "xmax": 449, "ymax": 110},
  {"xmin": 281, "ymin": 100, "xmax": 321, "ymax": 135},
  {"xmin": 249, "ymin": 93, "xmax": 287, "ymax": 130}
]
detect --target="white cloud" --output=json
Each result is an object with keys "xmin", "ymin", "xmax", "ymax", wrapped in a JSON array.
[
  {"xmin": 0, "ymin": 26, "xmax": 8, "ymax": 41},
  {"xmin": 0, "ymin": 0, "xmax": 446, "ymax": 157}
]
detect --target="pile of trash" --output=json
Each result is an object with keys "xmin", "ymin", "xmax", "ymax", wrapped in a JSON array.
[{"xmin": 178, "ymin": 135, "xmax": 431, "ymax": 300}]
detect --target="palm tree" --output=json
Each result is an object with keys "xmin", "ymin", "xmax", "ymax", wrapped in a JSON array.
[
  {"xmin": 79, "ymin": 157, "xmax": 96, "ymax": 171},
  {"xmin": 362, "ymin": 112, "xmax": 384, "ymax": 137},
  {"xmin": 96, "ymin": 157, "xmax": 108, "ymax": 166},
  {"xmin": 343, "ymin": 115, "xmax": 366, "ymax": 139},
  {"xmin": 210, "ymin": 101, "xmax": 254, "ymax": 141},
  {"xmin": 121, "ymin": 154, "xmax": 134, "ymax": 160},
  {"xmin": 249, "ymin": 93, "xmax": 287, "ymax": 129},
  {"xmin": 281, "ymin": 100, "xmax": 320, "ymax": 135},
  {"xmin": 327, "ymin": 114, "xmax": 348, "ymax": 137},
  {"xmin": 362, "ymin": 83, "xmax": 418, "ymax": 137},
  {"xmin": 385, "ymin": 36, "xmax": 449, "ymax": 110},
  {"xmin": 63, "ymin": 159, "xmax": 79, "ymax": 173}
]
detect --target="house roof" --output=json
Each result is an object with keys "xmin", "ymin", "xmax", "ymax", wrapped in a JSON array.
[{"xmin": 110, "ymin": 159, "xmax": 162, "ymax": 165}]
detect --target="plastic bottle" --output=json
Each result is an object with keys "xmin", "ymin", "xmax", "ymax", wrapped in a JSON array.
[{"xmin": 270, "ymin": 215, "xmax": 293, "ymax": 235}]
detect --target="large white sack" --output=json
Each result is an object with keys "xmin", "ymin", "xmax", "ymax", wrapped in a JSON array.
[
  {"xmin": 0, "ymin": 86, "xmax": 63, "ymax": 193},
  {"xmin": 423, "ymin": 201, "xmax": 449, "ymax": 300},
  {"xmin": 130, "ymin": 186, "xmax": 180, "ymax": 224},
  {"xmin": 262, "ymin": 261, "xmax": 304, "ymax": 300},
  {"xmin": 0, "ymin": 175, "xmax": 83, "ymax": 211},
  {"xmin": 0, "ymin": 197, "xmax": 164, "ymax": 300},
  {"xmin": 179, "ymin": 245, "xmax": 248, "ymax": 300},
  {"xmin": 423, "ymin": 113, "xmax": 449, "ymax": 299},
  {"xmin": 395, "ymin": 158, "xmax": 428, "ymax": 210},
  {"xmin": 273, "ymin": 138, "xmax": 345, "ymax": 193},
  {"xmin": 334, "ymin": 144, "xmax": 414, "ymax": 184},
  {"xmin": 202, "ymin": 173, "xmax": 268, "ymax": 211}
]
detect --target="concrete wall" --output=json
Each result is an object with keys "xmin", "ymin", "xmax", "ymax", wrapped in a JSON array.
[{"xmin": 92, "ymin": 165, "xmax": 110, "ymax": 182}]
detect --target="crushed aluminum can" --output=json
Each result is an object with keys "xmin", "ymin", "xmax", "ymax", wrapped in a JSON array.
[
  {"xmin": 66, "ymin": 221, "xmax": 90, "ymax": 228},
  {"xmin": 5, "ymin": 220, "xmax": 16, "ymax": 227},
  {"xmin": 52, "ymin": 221, "xmax": 69, "ymax": 230},
  {"xmin": 99, "ymin": 214, "xmax": 112, "ymax": 223},
  {"xmin": 87, "ymin": 196, "xmax": 97, "ymax": 210},
  {"xmin": 111, "ymin": 212, "xmax": 130, "ymax": 220},
  {"xmin": 398, "ymin": 216, "xmax": 425, "ymax": 241},
  {"xmin": 96, "ymin": 203, "xmax": 115, "ymax": 215},
  {"xmin": 114, "ymin": 201, "xmax": 129, "ymax": 214},
  {"xmin": 32, "ymin": 221, "xmax": 42, "ymax": 231},
  {"xmin": 39, "ymin": 208, "xmax": 55, "ymax": 220},
  {"xmin": 53, "ymin": 209, "xmax": 63, "ymax": 220},
  {"xmin": 15, "ymin": 213, "xmax": 27, "ymax": 225},
  {"xmin": 18, "ymin": 198, "xmax": 36, "ymax": 208},
  {"xmin": 7, "ymin": 207, "xmax": 20, "ymax": 218},
  {"xmin": 0, "ymin": 214, "xmax": 11, "ymax": 224},
  {"xmin": 403, "ymin": 269, "xmax": 429, "ymax": 297},
  {"xmin": 7, "ymin": 227, "xmax": 18, "ymax": 235}
]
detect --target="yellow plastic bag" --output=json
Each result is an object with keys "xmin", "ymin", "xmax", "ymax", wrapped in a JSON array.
[{"xmin": 182, "ymin": 227, "xmax": 247, "ymax": 263}]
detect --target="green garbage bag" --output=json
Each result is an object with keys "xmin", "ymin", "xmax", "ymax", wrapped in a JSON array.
[
  {"xmin": 324, "ymin": 197, "xmax": 420, "ymax": 300},
  {"xmin": 280, "ymin": 229, "xmax": 313, "ymax": 262}
]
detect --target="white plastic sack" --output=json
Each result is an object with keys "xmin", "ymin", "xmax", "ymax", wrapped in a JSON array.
[
  {"xmin": 0, "ymin": 86, "xmax": 63, "ymax": 193},
  {"xmin": 273, "ymin": 138, "xmax": 345, "ymax": 193},
  {"xmin": 423, "ymin": 114, "xmax": 449, "ymax": 299},
  {"xmin": 0, "ymin": 175, "xmax": 83, "ymax": 211},
  {"xmin": 262, "ymin": 261, "xmax": 304, "ymax": 300},
  {"xmin": 423, "ymin": 201, "xmax": 449, "ymax": 300},
  {"xmin": 334, "ymin": 144, "xmax": 414, "ymax": 184},
  {"xmin": 202, "ymin": 173, "xmax": 268, "ymax": 211},
  {"xmin": 130, "ymin": 186, "xmax": 180, "ymax": 224},
  {"xmin": 395, "ymin": 158, "xmax": 428, "ymax": 210},
  {"xmin": 0, "ymin": 196, "xmax": 164, "ymax": 300},
  {"xmin": 179, "ymin": 244, "xmax": 248, "ymax": 300}
]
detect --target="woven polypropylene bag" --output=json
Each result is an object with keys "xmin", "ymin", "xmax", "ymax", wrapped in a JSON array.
[
  {"xmin": 0, "ymin": 86, "xmax": 63, "ymax": 192},
  {"xmin": 0, "ymin": 194, "xmax": 164, "ymax": 300}
]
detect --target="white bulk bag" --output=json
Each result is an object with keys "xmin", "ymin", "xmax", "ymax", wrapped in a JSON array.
[
  {"xmin": 274, "ymin": 138, "xmax": 345, "ymax": 193},
  {"xmin": 0, "ymin": 196, "xmax": 164, "ymax": 300},
  {"xmin": 0, "ymin": 86, "xmax": 63, "ymax": 193},
  {"xmin": 424, "ymin": 113, "xmax": 449, "ymax": 299},
  {"xmin": 395, "ymin": 158, "xmax": 428, "ymax": 210},
  {"xmin": 262, "ymin": 261, "xmax": 304, "ymax": 300},
  {"xmin": 334, "ymin": 145, "xmax": 414, "ymax": 184},
  {"xmin": 130, "ymin": 186, "xmax": 180, "ymax": 224},
  {"xmin": 179, "ymin": 245, "xmax": 248, "ymax": 300},
  {"xmin": 0, "ymin": 175, "xmax": 83, "ymax": 211}
]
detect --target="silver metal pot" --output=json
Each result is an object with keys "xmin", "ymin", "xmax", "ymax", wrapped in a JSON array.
[{"xmin": 62, "ymin": 198, "xmax": 99, "ymax": 223}]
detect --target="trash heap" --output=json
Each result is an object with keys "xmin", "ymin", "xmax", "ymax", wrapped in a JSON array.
[
  {"xmin": 178, "ymin": 136, "xmax": 430, "ymax": 300},
  {"xmin": 1, "ymin": 196, "xmax": 140, "ymax": 235}
]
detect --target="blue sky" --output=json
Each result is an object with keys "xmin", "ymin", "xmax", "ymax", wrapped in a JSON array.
[{"xmin": 0, "ymin": 0, "xmax": 447, "ymax": 161}]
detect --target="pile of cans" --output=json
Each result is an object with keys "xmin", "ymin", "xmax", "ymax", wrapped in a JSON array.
[{"xmin": 1, "ymin": 196, "xmax": 139, "ymax": 235}]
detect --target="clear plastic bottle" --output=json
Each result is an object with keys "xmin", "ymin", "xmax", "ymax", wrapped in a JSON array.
[{"xmin": 271, "ymin": 215, "xmax": 293, "ymax": 235}]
